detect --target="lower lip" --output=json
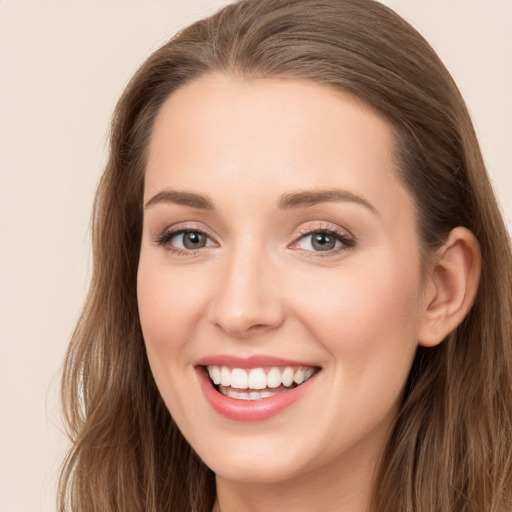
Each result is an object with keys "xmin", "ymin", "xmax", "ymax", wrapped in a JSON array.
[{"xmin": 197, "ymin": 368, "xmax": 318, "ymax": 422}]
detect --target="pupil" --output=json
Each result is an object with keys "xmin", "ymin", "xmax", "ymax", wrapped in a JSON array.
[
  {"xmin": 183, "ymin": 232, "xmax": 205, "ymax": 249},
  {"xmin": 312, "ymin": 233, "xmax": 335, "ymax": 251}
]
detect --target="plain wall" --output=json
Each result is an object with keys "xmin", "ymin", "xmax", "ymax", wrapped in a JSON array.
[{"xmin": 1, "ymin": 1, "xmax": 510, "ymax": 511}]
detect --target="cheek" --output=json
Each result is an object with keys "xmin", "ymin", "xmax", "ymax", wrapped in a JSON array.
[
  {"xmin": 137, "ymin": 267, "xmax": 175, "ymax": 392},
  {"xmin": 137, "ymin": 258, "xmax": 207, "ymax": 357},
  {"xmin": 287, "ymin": 258, "xmax": 422, "ymax": 440},
  {"xmin": 136, "ymin": 266, "xmax": 203, "ymax": 432},
  {"xmin": 137, "ymin": 261, "xmax": 204, "ymax": 419},
  {"xmin": 289, "ymin": 252, "xmax": 423, "ymax": 365}
]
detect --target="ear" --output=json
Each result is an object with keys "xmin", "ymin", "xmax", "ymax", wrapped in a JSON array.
[{"xmin": 418, "ymin": 227, "xmax": 481, "ymax": 347}]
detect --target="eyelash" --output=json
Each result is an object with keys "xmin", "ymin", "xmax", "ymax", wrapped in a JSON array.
[
  {"xmin": 154, "ymin": 224, "xmax": 356, "ymax": 257},
  {"xmin": 154, "ymin": 225, "xmax": 216, "ymax": 256},
  {"xmin": 291, "ymin": 225, "xmax": 356, "ymax": 257}
]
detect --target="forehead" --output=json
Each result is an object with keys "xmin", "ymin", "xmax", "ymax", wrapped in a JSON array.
[{"xmin": 144, "ymin": 74, "xmax": 411, "ymax": 220}]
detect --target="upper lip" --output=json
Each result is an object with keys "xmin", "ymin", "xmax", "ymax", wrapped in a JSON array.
[{"xmin": 195, "ymin": 354, "xmax": 318, "ymax": 368}]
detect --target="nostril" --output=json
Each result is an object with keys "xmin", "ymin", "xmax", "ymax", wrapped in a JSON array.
[
  {"xmin": 248, "ymin": 324, "xmax": 269, "ymax": 331},
  {"xmin": 207, "ymin": 270, "xmax": 286, "ymax": 336},
  {"xmin": 211, "ymin": 314, "xmax": 284, "ymax": 338}
]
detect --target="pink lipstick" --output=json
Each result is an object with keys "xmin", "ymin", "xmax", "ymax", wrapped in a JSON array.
[{"xmin": 195, "ymin": 355, "xmax": 320, "ymax": 422}]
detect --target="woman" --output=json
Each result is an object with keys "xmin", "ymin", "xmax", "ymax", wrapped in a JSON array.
[{"xmin": 58, "ymin": 0, "xmax": 512, "ymax": 511}]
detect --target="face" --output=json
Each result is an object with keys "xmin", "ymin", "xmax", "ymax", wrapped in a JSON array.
[{"xmin": 137, "ymin": 74, "xmax": 426, "ymax": 486}]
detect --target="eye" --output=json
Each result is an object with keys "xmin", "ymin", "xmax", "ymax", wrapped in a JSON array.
[
  {"xmin": 292, "ymin": 228, "xmax": 355, "ymax": 253},
  {"xmin": 156, "ymin": 228, "xmax": 216, "ymax": 252},
  {"xmin": 174, "ymin": 231, "xmax": 210, "ymax": 249}
]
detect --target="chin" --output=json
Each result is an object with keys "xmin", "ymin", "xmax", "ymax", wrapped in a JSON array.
[{"xmin": 206, "ymin": 452, "xmax": 308, "ymax": 485}]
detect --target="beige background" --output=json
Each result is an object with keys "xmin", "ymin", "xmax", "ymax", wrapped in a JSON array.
[{"xmin": 1, "ymin": 1, "xmax": 510, "ymax": 511}]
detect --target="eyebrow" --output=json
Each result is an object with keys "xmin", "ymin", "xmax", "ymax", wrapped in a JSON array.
[
  {"xmin": 144, "ymin": 190, "xmax": 213, "ymax": 210},
  {"xmin": 144, "ymin": 187, "xmax": 377, "ymax": 214},
  {"xmin": 278, "ymin": 189, "xmax": 378, "ymax": 214}
]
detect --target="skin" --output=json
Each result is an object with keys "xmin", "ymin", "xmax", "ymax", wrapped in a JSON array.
[{"xmin": 137, "ymin": 74, "xmax": 479, "ymax": 512}]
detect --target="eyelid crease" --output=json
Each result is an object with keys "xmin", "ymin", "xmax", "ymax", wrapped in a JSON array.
[{"xmin": 292, "ymin": 222, "xmax": 355, "ymax": 240}]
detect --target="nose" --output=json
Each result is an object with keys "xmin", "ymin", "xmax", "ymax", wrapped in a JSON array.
[{"xmin": 208, "ymin": 248, "xmax": 285, "ymax": 338}]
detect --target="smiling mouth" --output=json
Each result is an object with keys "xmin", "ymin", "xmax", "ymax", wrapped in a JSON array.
[{"xmin": 204, "ymin": 365, "xmax": 319, "ymax": 401}]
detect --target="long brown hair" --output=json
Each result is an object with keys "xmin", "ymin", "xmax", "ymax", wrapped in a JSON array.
[{"xmin": 58, "ymin": 1, "xmax": 512, "ymax": 510}]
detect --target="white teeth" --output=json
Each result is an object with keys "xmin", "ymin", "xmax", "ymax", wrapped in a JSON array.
[
  {"xmin": 220, "ymin": 366, "xmax": 231, "ymax": 386},
  {"xmin": 304, "ymin": 367, "xmax": 315, "ymax": 380},
  {"xmin": 267, "ymin": 367, "xmax": 282, "ymax": 388},
  {"xmin": 248, "ymin": 369, "xmax": 267, "ymax": 390},
  {"xmin": 282, "ymin": 367, "xmax": 294, "ymax": 387},
  {"xmin": 208, "ymin": 366, "xmax": 221, "ymax": 385},
  {"xmin": 226, "ymin": 388, "xmax": 239, "ymax": 399},
  {"xmin": 219, "ymin": 387, "xmax": 283, "ymax": 400},
  {"xmin": 231, "ymin": 368, "xmax": 248, "ymax": 389},
  {"xmin": 294, "ymin": 368, "xmax": 305, "ymax": 385},
  {"xmin": 206, "ymin": 365, "xmax": 317, "ymax": 390}
]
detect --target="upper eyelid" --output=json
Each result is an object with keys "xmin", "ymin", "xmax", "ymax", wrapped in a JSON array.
[
  {"xmin": 293, "ymin": 230, "xmax": 354, "ymax": 245},
  {"xmin": 292, "ymin": 221, "xmax": 355, "ymax": 239},
  {"xmin": 289, "ymin": 222, "xmax": 357, "ymax": 252},
  {"xmin": 155, "ymin": 222, "xmax": 216, "ymax": 239}
]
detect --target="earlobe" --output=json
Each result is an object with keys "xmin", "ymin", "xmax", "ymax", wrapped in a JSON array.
[{"xmin": 418, "ymin": 227, "xmax": 481, "ymax": 348}]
